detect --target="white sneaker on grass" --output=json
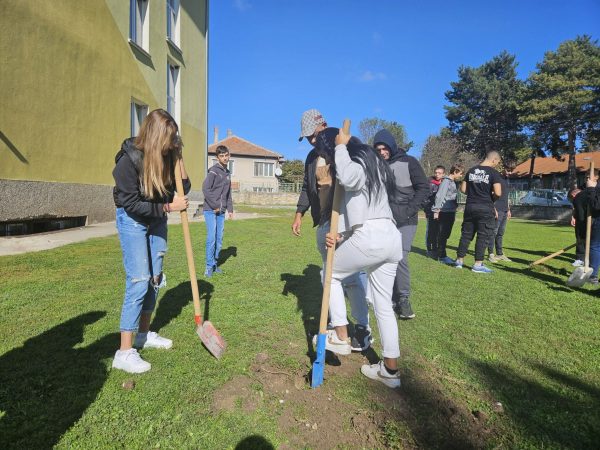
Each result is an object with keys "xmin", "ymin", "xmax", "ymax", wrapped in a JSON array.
[
  {"xmin": 134, "ymin": 331, "xmax": 173, "ymax": 349},
  {"xmin": 361, "ymin": 361, "xmax": 401, "ymax": 388},
  {"xmin": 496, "ymin": 254, "xmax": 512, "ymax": 262},
  {"xmin": 572, "ymin": 259, "xmax": 584, "ymax": 267},
  {"xmin": 488, "ymin": 254, "xmax": 499, "ymax": 263},
  {"xmin": 312, "ymin": 329, "xmax": 351, "ymax": 355},
  {"xmin": 112, "ymin": 348, "xmax": 151, "ymax": 373}
]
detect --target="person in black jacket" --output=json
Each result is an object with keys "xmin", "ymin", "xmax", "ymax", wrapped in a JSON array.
[
  {"xmin": 291, "ymin": 109, "xmax": 372, "ymax": 352},
  {"xmin": 584, "ymin": 170, "xmax": 600, "ymax": 284},
  {"xmin": 570, "ymin": 188, "xmax": 586, "ymax": 267},
  {"xmin": 112, "ymin": 109, "xmax": 190, "ymax": 374},
  {"xmin": 373, "ymin": 129, "xmax": 429, "ymax": 320}
]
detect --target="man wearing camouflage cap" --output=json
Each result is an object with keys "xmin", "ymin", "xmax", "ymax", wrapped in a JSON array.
[{"xmin": 291, "ymin": 109, "xmax": 372, "ymax": 353}]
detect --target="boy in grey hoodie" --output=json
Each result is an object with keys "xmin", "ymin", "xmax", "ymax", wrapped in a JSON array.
[
  {"xmin": 431, "ymin": 165, "xmax": 464, "ymax": 264},
  {"xmin": 373, "ymin": 129, "xmax": 429, "ymax": 320}
]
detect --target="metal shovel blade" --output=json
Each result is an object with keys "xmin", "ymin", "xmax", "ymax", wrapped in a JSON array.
[
  {"xmin": 311, "ymin": 333, "xmax": 326, "ymax": 388},
  {"xmin": 196, "ymin": 321, "xmax": 227, "ymax": 359},
  {"xmin": 567, "ymin": 266, "xmax": 593, "ymax": 287}
]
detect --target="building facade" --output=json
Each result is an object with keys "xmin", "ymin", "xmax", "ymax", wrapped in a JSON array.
[
  {"xmin": 0, "ymin": 0, "xmax": 208, "ymax": 234},
  {"xmin": 208, "ymin": 132, "xmax": 283, "ymax": 193}
]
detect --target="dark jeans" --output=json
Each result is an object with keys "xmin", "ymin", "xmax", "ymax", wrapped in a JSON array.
[
  {"xmin": 426, "ymin": 215, "xmax": 440, "ymax": 256},
  {"xmin": 487, "ymin": 210, "xmax": 509, "ymax": 256},
  {"xmin": 393, "ymin": 224, "xmax": 418, "ymax": 300},
  {"xmin": 457, "ymin": 205, "xmax": 496, "ymax": 261},
  {"xmin": 575, "ymin": 223, "xmax": 586, "ymax": 261},
  {"xmin": 436, "ymin": 211, "xmax": 456, "ymax": 258}
]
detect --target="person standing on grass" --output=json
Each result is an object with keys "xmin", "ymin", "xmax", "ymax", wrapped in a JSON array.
[
  {"xmin": 583, "ymin": 169, "xmax": 600, "ymax": 285},
  {"xmin": 569, "ymin": 188, "xmax": 586, "ymax": 267},
  {"xmin": 373, "ymin": 129, "xmax": 429, "ymax": 321},
  {"xmin": 320, "ymin": 127, "xmax": 403, "ymax": 389},
  {"xmin": 291, "ymin": 109, "xmax": 372, "ymax": 352},
  {"xmin": 487, "ymin": 165, "xmax": 514, "ymax": 263},
  {"xmin": 455, "ymin": 151, "xmax": 502, "ymax": 273},
  {"xmin": 431, "ymin": 164, "xmax": 464, "ymax": 265},
  {"xmin": 112, "ymin": 109, "xmax": 190, "ymax": 374},
  {"xmin": 202, "ymin": 145, "xmax": 234, "ymax": 278},
  {"xmin": 425, "ymin": 166, "xmax": 445, "ymax": 258}
]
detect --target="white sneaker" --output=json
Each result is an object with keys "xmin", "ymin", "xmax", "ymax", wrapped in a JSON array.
[
  {"xmin": 112, "ymin": 348, "xmax": 151, "ymax": 373},
  {"xmin": 361, "ymin": 361, "xmax": 401, "ymax": 388},
  {"xmin": 312, "ymin": 329, "xmax": 351, "ymax": 355},
  {"xmin": 572, "ymin": 259, "xmax": 584, "ymax": 267},
  {"xmin": 134, "ymin": 331, "xmax": 173, "ymax": 349},
  {"xmin": 488, "ymin": 254, "xmax": 499, "ymax": 263}
]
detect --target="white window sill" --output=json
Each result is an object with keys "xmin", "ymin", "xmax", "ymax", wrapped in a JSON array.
[
  {"xmin": 166, "ymin": 38, "xmax": 183, "ymax": 56},
  {"xmin": 128, "ymin": 39, "xmax": 151, "ymax": 59}
]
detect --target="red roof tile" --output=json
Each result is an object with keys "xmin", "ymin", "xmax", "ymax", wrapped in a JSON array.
[
  {"xmin": 208, "ymin": 135, "xmax": 282, "ymax": 159},
  {"xmin": 511, "ymin": 152, "xmax": 600, "ymax": 178}
]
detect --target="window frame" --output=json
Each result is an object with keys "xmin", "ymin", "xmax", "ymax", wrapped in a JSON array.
[
  {"xmin": 167, "ymin": 62, "xmax": 181, "ymax": 125},
  {"xmin": 129, "ymin": 0, "xmax": 150, "ymax": 53},
  {"xmin": 254, "ymin": 161, "xmax": 274, "ymax": 177},
  {"xmin": 130, "ymin": 100, "xmax": 148, "ymax": 137}
]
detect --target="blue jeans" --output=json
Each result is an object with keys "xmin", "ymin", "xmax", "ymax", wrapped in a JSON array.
[
  {"xmin": 116, "ymin": 208, "xmax": 167, "ymax": 332},
  {"xmin": 590, "ymin": 217, "xmax": 600, "ymax": 277},
  {"xmin": 204, "ymin": 210, "xmax": 225, "ymax": 269}
]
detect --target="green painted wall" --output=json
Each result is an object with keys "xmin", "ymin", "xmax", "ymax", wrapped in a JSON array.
[{"xmin": 0, "ymin": 0, "xmax": 206, "ymax": 188}]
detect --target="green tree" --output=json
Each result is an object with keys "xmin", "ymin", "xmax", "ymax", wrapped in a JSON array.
[
  {"xmin": 420, "ymin": 129, "xmax": 479, "ymax": 175},
  {"xmin": 279, "ymin": 159, "xmax": 304, "ymax": 184},
  {"xmin": 522, "ymin": 35, "xmax": 600, "ymax": 190},
  {"xmin": 445, "ymin": 51, "xmax": 526, "ymax": 160},
  {"xmin": 358, "ymin": 118, "xmax": 413, "ymax": 149}
]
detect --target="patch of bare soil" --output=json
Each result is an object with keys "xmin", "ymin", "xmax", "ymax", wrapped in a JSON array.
[{"xmin": 212, "ymin": 351, "xmax": 498, "ymax": 449}]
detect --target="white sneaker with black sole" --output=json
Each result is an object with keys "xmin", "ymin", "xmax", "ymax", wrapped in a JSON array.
[
  {"xmin": 312, "ymin": 329, "xmax": 351, "ymax": 355},
  {"xmin": 112, "ymin": 348, "xmax": 151, "ymax": 373},
  {"xmin": 361, "ymin": 361, "xmax": 401, "ymax": 388},
  {"xmin": 134, "ymin": 331, "xmax": 173, "ymax": 349}
]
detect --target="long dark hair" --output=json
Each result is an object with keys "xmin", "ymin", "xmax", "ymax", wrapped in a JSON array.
[{"xmin": 314, "ymin": 128, "xmax": 396, "ymax": 203}]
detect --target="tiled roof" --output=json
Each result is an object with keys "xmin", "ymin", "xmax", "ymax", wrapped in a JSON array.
[
  {"xmin": 511, "ymin": 152, "xmax": 600, "ymax": 178},
  {"xmin": 208, "ymin": 135, "xmax": 282, "ymax": 159}
]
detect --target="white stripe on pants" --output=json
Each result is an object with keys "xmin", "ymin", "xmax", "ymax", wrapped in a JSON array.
[{"xmin": 329, "ymin": 218, "xmax": 403, "ymax": 358}]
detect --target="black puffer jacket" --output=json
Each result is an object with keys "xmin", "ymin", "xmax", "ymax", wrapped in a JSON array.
[
  {"xmin": 112, "ymin": 138, "xmax": 191, "ymax": 223},
  {"xmin": 373, "ymin": 129, "xmax": 429, "ymax": 226}
]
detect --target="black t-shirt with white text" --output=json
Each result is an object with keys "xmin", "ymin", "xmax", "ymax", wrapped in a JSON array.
[{"xmin": 464, "ymin": 165, "xmax": 502, "ymax": 207}]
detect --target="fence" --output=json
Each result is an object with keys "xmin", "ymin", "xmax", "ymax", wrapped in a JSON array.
[{"xmin": 457, "ymin": 190, "xmax": 550, "ymax": 206}]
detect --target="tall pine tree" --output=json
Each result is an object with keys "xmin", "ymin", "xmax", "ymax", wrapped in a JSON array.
[{"xmin": 522, "ymin": 35, "xmax": 600, "ymax": 190}]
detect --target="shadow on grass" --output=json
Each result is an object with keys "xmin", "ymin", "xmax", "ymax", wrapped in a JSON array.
[
  {"xmin": 467, "ymin": 359, "xmax": 600, "ymax": 448},
  {"xmin": 235, "ymin": 434, "xmax": 274, "ymax": 449},
  {"xmin": 0, "ymin": 311, "xmax": 117, "ymax": 450},
  {"xmin": 218, "ymin": 246, "xmax": 238, "ymax": 268},
  {"xmin": 151, "ymin": 280, "xmax": 213, "ymax": 330},
  {"xmin": 493, "ymin": 264, "xmax": 594, "ymax": 295},
  {"xmin": 503, "ymin": 246, "xmax": 574, "ymax": 264}
]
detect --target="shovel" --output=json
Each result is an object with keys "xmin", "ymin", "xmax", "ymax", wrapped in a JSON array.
[
  {"xmin": 311, "ymin": 119, "xmax": 350, "ymax": 389},
  {"xmin": 174, "ymin": 154, "xmax": 227, "ymax": 358},
  {"xmin": 567, "ymin": 161, "xmax": 594, "ymax": 287}
]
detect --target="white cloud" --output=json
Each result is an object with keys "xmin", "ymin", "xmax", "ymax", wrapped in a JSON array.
[
  {"xmin": 233, "ymin": 0, "xmax": 251, "ymax": 12},
  {"xmin": 358, "ymin": 71, "xmax": 387, "ymax": 82}
]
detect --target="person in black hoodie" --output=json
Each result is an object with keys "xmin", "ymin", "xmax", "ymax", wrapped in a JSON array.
[
  {"xmin": 292, "ymin": 110, "xmax": 372, "ymax": 352},
  {"xmin": 583, "ymin": 169, "xmax": 600, "ymax": 284},
  {"xmin": 373, "ymin": 129, "xmax": 429, "ymax": 320},
  {"xmin": 112, "ymin": 109, "xmax": 191, "ymax": 374}
]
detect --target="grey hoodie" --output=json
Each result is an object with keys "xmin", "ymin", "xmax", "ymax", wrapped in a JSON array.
[{"xmin": 432, "ymin": 176, "xmax": 458, "ymax": 213}]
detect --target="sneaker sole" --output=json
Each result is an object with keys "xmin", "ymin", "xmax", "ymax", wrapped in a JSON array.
[
  {"xmin": 112, "ymin": 360, "xmax": 151, "ymax": 374},
  {"xmin": 399, "ymin": 314, "xmax": 415, "ymax": 320},
  {"xmin": 471, "ymin": 269, "xmax": 492, "ymax": 273},
  {"xmin": 360, "ymin": 366, "xmax": 401, "ymax": 388},
  {"xmin": 326, "ymin": 343, "xmax": 351, "ymax": 355},
  {"xmin": 135, "ymin": 342, "xmax": 173, "ymax": 350}
]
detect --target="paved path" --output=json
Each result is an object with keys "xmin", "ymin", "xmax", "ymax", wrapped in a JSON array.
[{"xmin": 0, "ymin": 203, "xmax": 266, "ymax": 256}]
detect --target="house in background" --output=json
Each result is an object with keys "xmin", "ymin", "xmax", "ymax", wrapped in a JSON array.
[
  {"xmin": 509, "ymin": 152, "xmax": 600, "ymax": 191},
  {"xmin": 1, "ymin": 0, "xmax": 208, "ymax": 235},
  {"xmin": 208, "ymin": 129, "xmax": 283, "ymax": 193}
]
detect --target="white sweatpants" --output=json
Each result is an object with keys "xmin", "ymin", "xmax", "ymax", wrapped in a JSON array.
[
  {"xmin": 317, "ymin": 222, "xmax": 369, "ymax": 328},
  {"xmin": 329, "ymin": 218, "xmax": 403, "ymax": 358}
]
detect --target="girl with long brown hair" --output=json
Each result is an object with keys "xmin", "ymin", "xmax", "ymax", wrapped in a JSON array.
[{"xmin": 111, "ymin": 109, "xmax": 190, "ymax": 373}]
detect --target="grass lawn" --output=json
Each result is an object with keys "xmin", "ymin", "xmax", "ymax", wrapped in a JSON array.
[{"xmin": 1, "ymin": 207, "xmax": 598, "ymax": 449}]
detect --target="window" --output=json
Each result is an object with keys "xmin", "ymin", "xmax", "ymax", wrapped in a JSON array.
[
  {"xmin": 254, "ymin": 162, "xmax": 274, "ymax": 177},
  {"xmin": 211, "ymin": 158, "xmax": 234, "ymax": 175},
  {"xmin": 130, "ymin": 101, "xmax": 148, "ymax": 136},
  {"xmin": 166, "ymin": 0, "xmax": 181, "ymax": 48},
  {"xmin": 129, "ymin": 0, "xmax": 149, "ymax": 52},
  {"xmin": 167, "ymin": 63, "xmax": 180, "ymax": 124},
  {"xmin": 253, "ymin": 187, "xmax": 274, "ymax": 193}
]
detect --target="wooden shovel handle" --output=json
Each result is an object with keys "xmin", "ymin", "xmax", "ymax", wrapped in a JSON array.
[
  {"xmin": 174, "ymin": 155, "xmax": 203, "ymax": 324},
  {"xmin": 318, "ymin": 119, "xmax": 351, "ymax": 334},
  {"xmin": 530, "ymin": 243, "xmax": 576, "ymax": 266}
]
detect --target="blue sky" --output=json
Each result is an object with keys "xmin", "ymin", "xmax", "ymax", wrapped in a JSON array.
[{"xmin": 208, "ymin": 0, "xmax": 599, "ymax": 162}]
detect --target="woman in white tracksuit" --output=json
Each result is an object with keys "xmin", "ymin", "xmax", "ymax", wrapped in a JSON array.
[{"xmin": 320, "ymin": 127, "xmax": 403, "ymax": 388}]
